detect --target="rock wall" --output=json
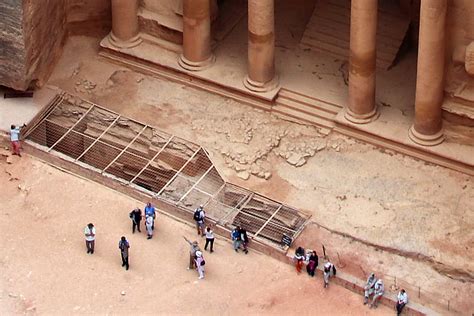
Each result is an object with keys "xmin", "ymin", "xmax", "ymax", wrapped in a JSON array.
[
  {"xmin": 67, "ymin": 0, "xmax": 111, "ymax": 36},
  {"xmin": 446, "ymin": 0, "xmax": 474, "ymax": 56},
  {"xmin": 0, "ymin": 0, "xmax": 28, "ymax": 90},
  {"xmin": 0, "ymin": 0, "xmax": 67, "ymax": 91}
]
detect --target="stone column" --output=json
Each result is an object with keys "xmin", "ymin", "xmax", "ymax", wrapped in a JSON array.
[
  {"xmin": 345, "ymin": 0, "xmax": 379, "ymax": 124},
  {"xmin": 178, "ymin": 0, "xmax": 215, "ymax": 71},
  {"xmin": 409, "ymin": 0, "xmax": 447, "ymax": 146},
  {"xmin": 244, "ymin": 0, "xmax": 279, "ymax": 92},
  {"xmin": 109, "ymin": 0, "xmax": 142, "ymax": 48}
]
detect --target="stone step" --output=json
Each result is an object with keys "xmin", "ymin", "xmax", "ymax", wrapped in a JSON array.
[
  {"xmin": 99, "ymin": 49, "xmax": 274, "ymax": 113},
  {"xmin": 301, "ymin": 38, "xmax": 393, "ymax": 69},
  {"xmin": 278, "ymin": 89, "xmax": 342, "ymax": 115},
  {"xmin": 272, "ymin": 104, "xmax": 336, "ymax": 129},
  {"xmin": 303, "ymin": 31, "xmax": 396, "ymax": 62},
  {"xmin": 334, "ymin": 123, "xmax": 474, "ymax": 176},
  {"xmin": 318, "ymin": 1, "xmax": 409, "ymax": 30},
  {"xmin": 276, "ymin": 97, "xmax": 336, "ymax": 120},
  {"xmin": 301, "ymin": 0, "xmax": 410, "ymax": 70},
  {"xmin": 304, "ymin": 23, "xmax": 403, "ymax": 52}
]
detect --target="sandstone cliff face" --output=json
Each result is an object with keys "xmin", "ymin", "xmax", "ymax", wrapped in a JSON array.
[
  {"xmin": 0, "ymin": 0, "xmax": 28, "ymax": 90},
  {"xmin": 0, "ymin": 0, "xmax": 67, "ymax": 91}
]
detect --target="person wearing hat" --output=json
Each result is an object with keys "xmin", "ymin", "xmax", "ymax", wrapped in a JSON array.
[
  {"xmin": 184, "ymin": 236, "xmax": 201, "ymax": 270},
  {"xmin": 364, "ymin": 273, "xmax": 377, "ymax": 304},
  {"xmin": 193, "ymin": 205, "xmax": 206, "ymax": 236},
  {"xmin": 194, "ymin": 251, "xmax": 205, "ymax": 279}
]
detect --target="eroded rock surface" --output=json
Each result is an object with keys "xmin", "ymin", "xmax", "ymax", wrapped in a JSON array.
[{"xmin": 0, "ymin": 0, "xmax": 67, "ymax": 90}]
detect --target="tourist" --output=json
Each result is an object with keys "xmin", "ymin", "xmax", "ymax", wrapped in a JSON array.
[
  {"xmin": 323, "ymin": 261, "xmax": 336, "ymax": 288},
  {"xmin": 118, "ymin": 236, "xmax": 130, "ymax": 270},
  {"xmin": 129, "ymin": 207, "xmax": 142, "ymax": 233},
  {"xmin": 240, "ymin": 227, "xmax": 249, "ymax": 254},
  {"xmin": 363, "ymin": 273, "xmax": 377, "ymax": 305},
  {"xmin": 193, "ymin": 205, "xmax": 205, "ymax": 236},
  {"xmin": 10, "ymin": 124, "xmax": 26, "ymax": 157},
  {"xmin": 184, "ymin": 237, "xmax": 201, "ymax": 270},
  {"xmin": 294, "ymin": 246, "xmax": 305, "ymax": 273},
  {"xmin": 306, "ymin": 251, "xmax": 318, "ymax": 277},
  {"xmin": 231, "ymin": 226, "xmax": 242, "ymax": 252},
  {"xmin": 144, "ymin": 202, "xmax": 156, "ymax": 230},
  {"xmin": 145, "ymin": 215, "xmax": 154, "ymax": 239},
  {"xmin": 370, "ymin": 279, "xmax": 384, "ymax": 309},
  {"xmin": 194, "ymin": 250, "xmax": 205, "ymax": 280},
  {"xmin": 204, "ymin": 226, "xmax": 215, "ymax": 253},
  {"xmin": 84, "ymin": 223, "xmax": 96, "ymax": 254},
  {"xmin": 396, "ymin": 289, "xmax": 408, "ymax": 315}
]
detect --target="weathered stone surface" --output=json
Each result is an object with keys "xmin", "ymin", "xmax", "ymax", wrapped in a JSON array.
[
  {"xmin": 0, "ymin": 0, "xmax": 27, "ymax": 90},
  {"xmin": 67, "ymin": 0, "xmax": 111, "ymax": 36},
  {"xmin": 237, "ymin": 171, "xmax": 250, "ymax": 180},
  {"xmin": 0, "ymin": 0, "xmax": 68, "ymax": 91},
  {"xmin": 466, "ymin": 42, "xmax": 474, "ymax": 76}
]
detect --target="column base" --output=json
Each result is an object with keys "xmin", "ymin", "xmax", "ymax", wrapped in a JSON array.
[
  {"xmin": 344, "ymin": 107, "xmax": 379, "ymax": 124},
  {"xmin": 108, "ymin": 32, "xmax": 142, "ymax": 49},
  {"xmin": 408, "ymin": 125, "xmax": 445, "ymax": 146},
  {"xmin": 243, "ymin": 75, "xmax": 280, "ymax": 93},
  {"xmin": 178, "ymin": 54, "xmax": 215, "ymax": 71}
]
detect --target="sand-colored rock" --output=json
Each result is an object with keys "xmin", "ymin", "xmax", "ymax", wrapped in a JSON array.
[{"xmin": 0, "ymin": 0, "xmax": 67, "ymax": 90}]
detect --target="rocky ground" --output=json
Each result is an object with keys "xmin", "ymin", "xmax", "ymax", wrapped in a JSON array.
[
  {"xmin": 27, "ymin": 35, "xmax": 474, "ymax": 314},
  {"xmin": 0, "ymin": 147, "xmax": 392, "ymax": 315}
]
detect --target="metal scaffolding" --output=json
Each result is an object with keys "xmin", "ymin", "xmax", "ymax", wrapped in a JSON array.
[{"xmin": 24, "ymin": 93, "xmax": 310, "ymax": 248}]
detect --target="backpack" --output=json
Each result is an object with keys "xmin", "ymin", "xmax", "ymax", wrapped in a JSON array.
[
  {"xmin": 129, "ymin": 211, "xmax": 134, "ymax": 219},
  {"xmin": 193, "ymin": 209, "xmax": 202, "ymax": 221}
]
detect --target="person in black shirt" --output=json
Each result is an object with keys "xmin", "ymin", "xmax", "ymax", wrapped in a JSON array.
[
  {"xmin": 239, "ymin": 227, "xmax": 249, "ymax": 254},
  {"xmin": 129, "ymin": 208, "xmax": 142, "ymax": 233},
  {"xmin": 306, "ymin": 251, "xmax": 318, "ymax": 277}
]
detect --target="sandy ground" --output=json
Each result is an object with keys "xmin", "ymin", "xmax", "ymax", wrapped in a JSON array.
[
  {"xmin": 0, "ymin": 149, "xmax": 393, "ymax": 315},
  {"xmin": 40, "ymin": 35, "xmax": 474, "ymax": 314}
]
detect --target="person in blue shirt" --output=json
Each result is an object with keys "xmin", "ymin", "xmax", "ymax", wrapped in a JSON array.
[
  {"xmin": 231, "ymin": 226, "xmax": 242, "ymax": 252},
  {"xmin": 144, "ymin": 202, "xmax": 156, "ymax": 230},
  {"xmin": 10, "ymin": 124, "xmax": 26, "ymax": 156}
]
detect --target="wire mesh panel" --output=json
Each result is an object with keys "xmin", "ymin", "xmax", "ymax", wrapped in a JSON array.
[
  {"xmin": 25, "ymin": 93, "xmax": 311, "ymax": 249},
  {"xmin": 195, "ymin": 167, "xmax": 225, "ymax": 195},
  {"xmin": 178, "ymin": 188, "xmax": 212, "ymax": 212}
]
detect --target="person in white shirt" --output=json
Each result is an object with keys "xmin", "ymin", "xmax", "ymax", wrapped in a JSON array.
[
  {"xmin": 323, "ymin": 261, "xmax": 336, "ymax": 288},
  {"xmin": 194, "ymin": 251, "xmax": 205, "ymax": 279},
  {"xmin": 396, "ymin": 289, "xmax": 408, "ymax": 315},
  {"xmin": 370, "ymin": 279, "xmax": 384, "ymax": 308},
  {"xmin": 204, "ymin": 226, "xmax": 215, "ymax": 253},
  {"xmin": 364, "ymin": 273, "xmax": 377, "ymax": 304},
  {"xmin": 84, "ymin": 223, "xmax": 96, "ymax": 254}
]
